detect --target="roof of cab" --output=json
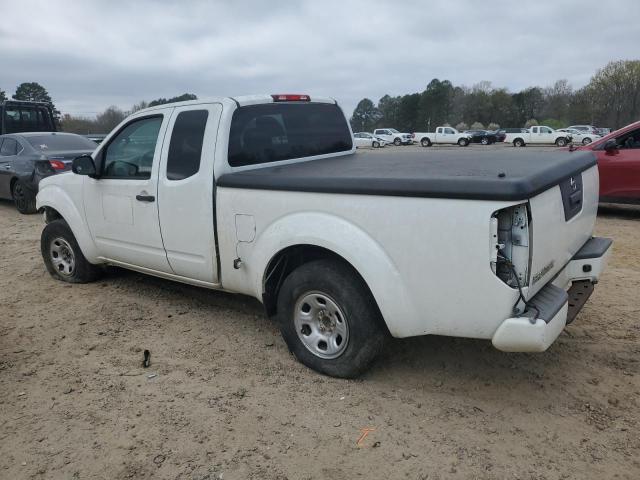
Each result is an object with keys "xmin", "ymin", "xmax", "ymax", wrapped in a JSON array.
[{"xmin": 131, "ymin": 94, "xmax": 337, "ymax": 115}]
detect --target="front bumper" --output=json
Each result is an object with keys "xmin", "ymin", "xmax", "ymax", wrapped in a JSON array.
[{"xmin": 492, "ymin": 236, "xmax": 612, "ymax": 352}]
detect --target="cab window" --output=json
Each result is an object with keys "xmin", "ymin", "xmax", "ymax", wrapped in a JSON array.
[
  {"xmin": 166, "ymin": 110, "xmax": 208, "ymax": 180},
  {"xmin": 102, "ymin": 116, "xmax": 163, "ymax": 179},
  {"xmin": 617, "ymin": 128, "xmax": 640, "ymax": 149}
]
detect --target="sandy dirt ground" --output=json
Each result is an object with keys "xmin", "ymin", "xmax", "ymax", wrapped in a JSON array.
[{"xmin": 0, "ymin": 183, "xmax": 639, "ymax": 479}]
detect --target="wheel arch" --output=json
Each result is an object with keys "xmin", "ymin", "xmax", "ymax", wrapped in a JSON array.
[
  {"xmin": 251, "ymin": 213, "xmax": 413, "ymax": 337},
  {"xmin": 36, "ymin": 185, "xmax": 100, "ymax": 263}
]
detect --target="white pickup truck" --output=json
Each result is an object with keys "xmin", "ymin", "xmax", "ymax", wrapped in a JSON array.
[
  {"xmin": 36, "ymin": 94, "xmax": 611, "ymax": 378},
  {"xmin": 505, "ymin": 126, "xmax": 572, "ymax": 147},
  {"xmin": 411, "ymin": 126, "xmax": 472, "ymax": 147}
]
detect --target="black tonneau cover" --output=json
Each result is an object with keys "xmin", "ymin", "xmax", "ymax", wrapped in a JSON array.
[{"xmin": 217, "ymin": 150, "xmax": 597, "ymax": 201}]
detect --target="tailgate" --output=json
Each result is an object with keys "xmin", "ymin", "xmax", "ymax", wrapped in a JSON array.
[{"xmin": 526, "ymin": 165, "xmax": 599, "ymax": 297}]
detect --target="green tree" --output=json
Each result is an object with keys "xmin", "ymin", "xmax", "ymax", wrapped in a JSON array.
[
  {"xmin": 13, "ymin": 82, "xmax": 53, "ymax": 103},
  {"xmin": 417, "ymin": 79, "xmax": 454, "ymax": 131},
  {"xmin": 148, "ymin": 93, "xmax": 197, "ymax": 107},
  {"xmin": 0, "ymin": 88, "xmax": 6, "ymax": 102},
  {"xmin": 350, "ymin": 98, "xmax": 382, "ymax": 132},
  {"xmin": 377, "ymin": 95, "xmax": 401, "ymax": 128}
]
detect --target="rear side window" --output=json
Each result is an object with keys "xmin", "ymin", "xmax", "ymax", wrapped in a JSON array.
[
  {"xmin": 0, "ymin": 138, "xmax": 18, "ymax": 156},
  {"xmin": 167, "ymin": 110, "xmax": 208, "ymax": 180},
  {"xmin": 228, "ymin": 103, "xmax": 352, "ymax": 167}
]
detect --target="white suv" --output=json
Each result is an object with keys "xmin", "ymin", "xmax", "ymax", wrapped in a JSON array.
[{"xmin": 373, "ymin": 128, "xmax": 413, "ymax": 146}]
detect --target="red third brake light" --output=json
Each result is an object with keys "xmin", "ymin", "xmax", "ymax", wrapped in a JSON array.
[
  {"xmin": 271, "ymin": 94, "xmax": 310, "ymax": 102},
  {"xmin": 49, "ymin": 160, "xmax": 65, "ymax": 170}
]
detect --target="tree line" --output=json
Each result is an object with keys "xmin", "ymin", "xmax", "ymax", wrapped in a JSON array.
[
  {"xmin": 350, "ymin": 60, "xmax": 640, "ymax": 133},
  {"xmin": 0, "ymin": 82, "xmax": 197, "ymax": 134}
]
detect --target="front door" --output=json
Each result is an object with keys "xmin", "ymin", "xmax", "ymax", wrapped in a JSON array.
[
  {"xmin": 156, "ymin": 104, "xmax": 222, "ymax": 283},
  {"xmin": 83, "ymin": 113, "xmax": 172, "ymax": 272}
]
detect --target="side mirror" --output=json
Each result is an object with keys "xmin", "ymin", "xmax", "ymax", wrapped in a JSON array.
[
  {"xmin": 72, "ymin": 154, "xmax": 97, "ymax": 176},
  {"xmin": 603, "ymin": 139, "xmax": 618, "ymax": 153}
]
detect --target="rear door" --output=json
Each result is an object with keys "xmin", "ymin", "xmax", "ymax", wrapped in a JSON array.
[
  {"xmin": 83, "ymin": 112, "xmax": 172, "ymax": 272},
  {"xmin": 157, "ymin": 104, "xmax": 222, "ymax": 283}
]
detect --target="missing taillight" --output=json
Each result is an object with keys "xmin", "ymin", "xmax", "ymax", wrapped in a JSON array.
[{"xmin": 491, "ymin": 204, "xmax": 530, "ymax": 288}]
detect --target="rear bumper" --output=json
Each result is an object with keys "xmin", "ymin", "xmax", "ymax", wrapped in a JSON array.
[{"xmin": 492, "ymin": 236, "xmax": 611, "ymax": 352}]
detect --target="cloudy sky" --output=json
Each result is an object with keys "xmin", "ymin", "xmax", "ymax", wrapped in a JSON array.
[{"xmin": 1, "ymin": 0, "xmax": 638, "ymax": 117}]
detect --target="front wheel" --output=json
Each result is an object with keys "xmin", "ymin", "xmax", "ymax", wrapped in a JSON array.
[
  {"xmin": 582, "ymin": 137, "xmax": 592, "ymax": 145},
  {"xmin": 555, "ymin": 137, "xmax": 568, "ymax": 147},
  {"xmin": 420, "ymin": 138, "xmax": 431, "ymax": 147},
  {"xmin": 458, "ymin": 138, "xmax": 469, "ymax": 147},
  {"xmin": 12, "ymin": 180, "xmax": 37, "ymax": 214},
  {"xmin": 393, "ymin": 138, "xmax": 402, "ymax": 146},
  {"xmin": 372, "ymin": 141, "xmax": 380, "ymax": 148},
  {"xmin": 481, "ymin": 137, "xmax": 490, "ymax": 145},
  {"xmin": 41, "ymin": 219, "xmax": 102, "ymax": 283},
  {"xmin": 276, "ymin": 259, "xmax": 387, "ymax": 378}
]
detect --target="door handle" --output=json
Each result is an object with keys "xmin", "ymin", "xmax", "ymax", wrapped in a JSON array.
[{"xmin": 135, "ymin": 194, "xmax": 155, "ymax": 202}]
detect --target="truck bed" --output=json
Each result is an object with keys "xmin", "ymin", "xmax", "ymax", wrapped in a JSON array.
[{"xmin": 217, "ymin": 150, "xmax": 596, "ymax": 201}]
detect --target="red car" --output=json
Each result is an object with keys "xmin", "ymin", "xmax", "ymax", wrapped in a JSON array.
[{"xmin": 573, "ymin": 120, "xmax": 640, "ymax": 204}]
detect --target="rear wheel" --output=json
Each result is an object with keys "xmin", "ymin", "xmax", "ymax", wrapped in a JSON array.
[
  {"xmin": 393, "ymin": 137, "xmax": 401, "ymax": 146},
  {"xmin": 481, "ymin": 137, "xmax": 490, "ymax": 145},
  {"xmin": 12, "ymin": 180, "xmax": 37, "ymax": 214},
  {"xmin": 276, "ymin": 259, "xmax": 387, "ymax": 378},
  {"xmin": 420, "ymin": 138, "xmax": 431, "ymax": 147},
  {"xmin": 41, "ymin": 219, "xmax": 102, "ymax": 283},
  {"xmin": 555, "ymin": 137, "xmax": 568, "ymax": 147},
  {"xmin": 513, "ymin": 138, "xmax": 525, "ymax": 147},
  {"xmin": 458, "ymin": 138, "xmax": 469, "ymax": 147}
]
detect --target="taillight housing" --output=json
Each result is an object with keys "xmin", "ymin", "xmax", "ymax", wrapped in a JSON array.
[
  {"xmin": 490, "ymin": 203, "xmax": 531, "ymax": 289},
  {"xmin": 49, "ymin": 160, "xmax": 65, "ymax": 170},
  {"xmin": 271, "ymin": 94, "xmax": 310, "ymax": 102}
]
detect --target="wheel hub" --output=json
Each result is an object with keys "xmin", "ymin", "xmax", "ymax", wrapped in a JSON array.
[
  {"xmin": 294, "ymin": 291, "xmax": 349, "ymax": 359},
  {"xmin": 49, "ymin": 237, "xmax": 76, "ymax": 276}
]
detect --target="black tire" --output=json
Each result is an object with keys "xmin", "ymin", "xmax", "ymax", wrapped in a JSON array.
[
  {"xmin": 12, "ymin": 180, "xmax": 37, "ymax": 214},
  {"xmin": 41, "ymin": 219, "xmax": 102, "ymax": 283},
  {"xmin": 555, "ymin": 137, "xmax": 567, "ymax": 147},
  {"xmin": 420, "ymin": 138, "xmax": 432, "ymax": 147},
  {"xmin": 275, "ymin": 259, "xmax": 387, "ymax": 378},
  {"xmin": 393, "ymin": 137, "xmax": 402, "ymax": 146},
  {"xmin": 582, "ymin": 137, "xmax": 592, "ymax": 145},
  {"xmin": 481, "ymin": 137, "xmax": 490, "ymax": 145},
  {"xmin": 458, "ymin": 138, "xmax": 469, "ymax": 147},
  {"xmin": 513, "ymin": 138, "xmax": 525, "ymax": 147},
  {"xmin": 372, "ymin": 141, "xmax": 380, "ymax": 148}
]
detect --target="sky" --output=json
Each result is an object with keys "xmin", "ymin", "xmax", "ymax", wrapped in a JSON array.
[{"xmin": 1, "ymin": 0, "xmax": 639, "ymax": 118}]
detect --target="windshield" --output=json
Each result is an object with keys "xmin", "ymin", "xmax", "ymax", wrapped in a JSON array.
[
  {"xmin": 388, "ymin": 128, "xmax": 400, "ymax": 133},
  {"xmin": 26, "ymin": 134, "xmax": 97, "ymax": 151},
  {"xmin": 228, "ymin": 103, "xmax": 352, "ymax": 167}
]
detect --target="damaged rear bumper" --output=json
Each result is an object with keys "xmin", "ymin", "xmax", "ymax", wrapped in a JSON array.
[{"xmin": 492, "ymin": 236, "xmax": 612, "ymax": 352}]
